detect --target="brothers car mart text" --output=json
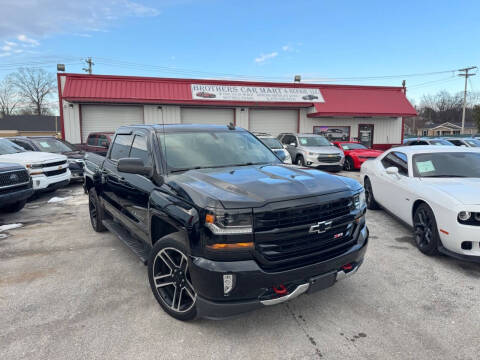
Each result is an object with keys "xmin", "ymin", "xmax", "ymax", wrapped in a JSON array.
[{"xmin": 58, "ymin": 73, "xmax": 416, "ymax": 149}]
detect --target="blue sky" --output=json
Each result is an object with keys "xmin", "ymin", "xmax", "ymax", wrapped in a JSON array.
[{"xmin": 0, "ymin": 0, "xmax": 479, "ymax": 104}]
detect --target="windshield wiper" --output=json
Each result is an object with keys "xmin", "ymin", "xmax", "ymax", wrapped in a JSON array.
[{"xmin": 169, "ymin": 166, "xmax": 205, "ymax": 173}]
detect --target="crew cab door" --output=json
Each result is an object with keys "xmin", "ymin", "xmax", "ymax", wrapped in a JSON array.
[{"xmin": 101, "ymin": 131, "xmax": 154, "ymax": 242}]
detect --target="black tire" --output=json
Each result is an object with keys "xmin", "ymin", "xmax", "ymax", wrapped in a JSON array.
[
  {"xmin": 344, "ymin": 157, "xmax": 354, "ymax": 171},
  {"xmin": 364, "ymin": 177, "xmax": 379, "ymax": 210},
  {"xmin": 296, "ymin": 155, "xmax": 305, "ymax": 166},
  {"xmin": 148, "ymin": 236, "xmax": 197, "ymax": 321},
  {"xmin": 413, "ymin": 203, "xmax": 440, "ymax": 256},
  {"xmin": 1, "ymin": 200, "xmax": 27, "ymax": 213},
  {"xmin": 88, "ymin": 188, "xmax": 107, "ymax": 232}
]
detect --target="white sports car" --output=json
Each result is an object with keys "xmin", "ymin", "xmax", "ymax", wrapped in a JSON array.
[{"xmin": 360, "ymin": 146, "xmax": 480, "ymax": 262}]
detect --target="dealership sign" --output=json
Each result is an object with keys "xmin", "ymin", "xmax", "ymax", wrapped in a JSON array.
[{"xmin": 191, "ymin": 84, "xmax": 325, "ymax": 103}]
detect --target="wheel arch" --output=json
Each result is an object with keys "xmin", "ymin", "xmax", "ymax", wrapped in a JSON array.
[
  {"xmin": 412, "ymin": 199, "xmax": 428, "ymax": 222},
  {"xmin": 151, "ymin": 215, "xmax": 184, "ymax": 246},
  {"xmin": 84, "ymin": 176, "xmax": 94, "ymax": 192}
]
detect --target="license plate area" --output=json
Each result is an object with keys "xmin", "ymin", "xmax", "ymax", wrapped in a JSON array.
[{"xmin": 307, "ymin": 271, "xmax": 337, "ymax": 294}]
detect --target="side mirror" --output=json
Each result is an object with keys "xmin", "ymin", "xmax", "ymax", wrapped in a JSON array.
[
  {"xmin": 386, "ymin": 166, "xmax": 399, "ymax": 175},
  {"xmin": 289, "ymin": 143, "xmax": 296, "ymax": 147},
  {"xmin": 117, "ymin": 158, "xmax": 152, "ymax": 177}
]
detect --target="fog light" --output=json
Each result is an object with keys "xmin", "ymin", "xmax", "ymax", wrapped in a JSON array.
[
  {"xmin": 223, "ymin": 274, "xmax": 235, "ymax": 295},
  {"xmin": 458, "ymin": 211, "xmax": 471, "ymax": 221}
]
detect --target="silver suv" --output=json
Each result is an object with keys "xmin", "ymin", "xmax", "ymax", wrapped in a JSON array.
[{"xmin": 278, "ymin": 133, "xmax": 344, "ymax": 171}]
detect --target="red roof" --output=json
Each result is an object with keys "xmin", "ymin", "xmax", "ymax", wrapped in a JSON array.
[
  {"xmin": 60, "ymin": 73, "xmax": 417, "ymax": 116},
  {"xmin": 308, "ymin": 87, "xmax": 417, "ymax": 117}
]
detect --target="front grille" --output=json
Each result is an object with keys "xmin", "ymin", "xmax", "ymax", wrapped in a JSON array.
[
  {"xmin": 0, "ymin": 169, "xmax": 30, "ymax": 187},
  {"xmin": 317, "ymin": 155, "xmax": 341, "ymax": 163},
  {"xmin": 254, "ymin": 198, "xmax": 355, "ymax": 270},
  {"xmin": 45, "ymin": 168, "xmax": 67, "ymax": 177},
  {"xmin": 254, "ymin": 198, "xmax": 352, "ymax": 232},
  {"xmin": 43, "ymin": 160, "xmax": 67, "ymax": 168}
]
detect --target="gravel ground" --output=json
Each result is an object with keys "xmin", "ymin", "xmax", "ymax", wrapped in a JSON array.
[{"xmin": 0, "ymin": 174, "xmax": 479, "ymax": 360}]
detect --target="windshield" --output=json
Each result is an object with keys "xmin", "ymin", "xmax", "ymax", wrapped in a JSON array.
[
  {"xmin": 32, "ymin": 138, "xmax": 76, "ymax": 153},
  {"xmin": 341, "ymin": 143, "xmax": 367, "ymax": 150},
  {"xmin": 259, "ymin": 137, "xmax": 283, "ymax": 149},
  {"xmin": 413, "ymin": 152, "xmax": 480, "ymax": 178},
  {"xmin": 464, "ymin": 139, "xmax": 480, "ymax": 147},
  {"xmin": 429, "ymin": 139, "xmax": 454, "ymax": 146},
  {"xmin": 158, "ymin": 131, "xmax": 281, "ymax": 172},
  {"xmin": 0, "ymin": 139, "xmax": 26, "ymax": 154},
  {"xmin": 298, "ymin": 136, "xmax": 331, "ymax": 147}
]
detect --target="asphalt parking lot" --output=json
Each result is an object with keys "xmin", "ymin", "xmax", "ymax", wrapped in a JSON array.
[{"xmin": 1, "ymin": 173, "xmax": 479, "ymax": 360}]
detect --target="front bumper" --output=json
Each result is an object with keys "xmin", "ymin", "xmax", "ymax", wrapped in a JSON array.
[
  {"xmin": 31, "ymin": 169, "xmax": 71, "ymax": 191},
  {"xmin": 305, "ymin": 154, "xmax": 344, "ymax": 168},
  {"xmin": 191, "ymin": 225, "xmax": 368, "ymax": 319},
  {"xmin": 0, "ymin": 186, "xmax": 34, "ymax": 206}
]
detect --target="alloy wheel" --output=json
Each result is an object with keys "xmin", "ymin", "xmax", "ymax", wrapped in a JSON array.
[
  {"xmin": 89, "ymin": 197, "xmax": 97, "ymax": 228},
  {"xmin": 153, "ymin": 247, "xmax": 196, "ymax": 313},
  {"xmin": 414, "ymin": 208, "xmax": 433, "ymax": 250}
]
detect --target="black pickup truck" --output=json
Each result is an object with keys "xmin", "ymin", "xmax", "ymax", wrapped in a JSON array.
[
  {"xmin": 0, "ymin": 162, "xmax": 33, "ymax": 213},
  {"xmin": 84, "ymin": 124, "xmax": 368, "ymax": 320}
]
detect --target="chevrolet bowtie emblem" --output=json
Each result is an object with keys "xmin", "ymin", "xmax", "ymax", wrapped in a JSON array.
[{"xmin": 309, "ymin": 220, "xmax": 333, "ymax": 234}]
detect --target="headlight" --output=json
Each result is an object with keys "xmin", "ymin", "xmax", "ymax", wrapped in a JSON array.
[
  {"xmin": 458, "ymin": 211, "xmax": 480, "ymax": 226},
  {"xmin": 205, "ymin": 209, "xmax": 253, "ymax": 235},
  {"xmin": 458, "ymin": 211, "xmax": 471, "ymax": 221},
  {"xmin": 308, "ymin": 152, "xmax": 316, "ymax": 156},
  {"xmin": 26, "ymin": 163, "xmax": 42, "ymax": 169},
  {"xmin": 353, "ymin": 190, "xmax": 366, "ymax": 210}
]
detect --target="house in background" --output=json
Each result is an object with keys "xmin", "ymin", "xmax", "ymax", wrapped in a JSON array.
[
  {"xmin": 416, "ymin": 121, "xmax": 477, "ymax": 136},
  {"xmin": 0, "ymin": 115, "xmax": 61, "ymax": 138}
]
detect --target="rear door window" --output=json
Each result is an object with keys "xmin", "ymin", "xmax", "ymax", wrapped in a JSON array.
[
  {"xmin": 110, "ymin": 134, "xmax": 133, "ymax": 161},
  {"xmin": 87, "ymin": 135, "xmax": 98, "ymax": 146}
]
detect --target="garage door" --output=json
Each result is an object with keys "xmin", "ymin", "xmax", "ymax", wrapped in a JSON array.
[
  {"xmin": 81, "ymin": 105, "xmax": 143, "ymax": 142},
  {"xmin": 249, "ymin": 109, "xmax": 297, "ymax": 136},
  {"xmin": 181, "ymin": 108, "xmax": 234, "ymax": 125}
]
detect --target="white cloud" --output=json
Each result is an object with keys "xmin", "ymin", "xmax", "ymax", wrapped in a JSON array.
[
  {"xmin": 17, "ymin": 34, "xmax": 39, "ymax": 47},
  {"xmin": 282, "ymin": 45, "xmax": 291, "ymax": 51},
  {"xmin": 0, "ymin": 52, "xmax": 12, "ymax": 57},
  {"xmin": 254, "ymin": 52, "xmax": 278, "ymax": 64},
  {"xmin": 0, "ymin": 0, "xmax": 161, "ymax": 40}
]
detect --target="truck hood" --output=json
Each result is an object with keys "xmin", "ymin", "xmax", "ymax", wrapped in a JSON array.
[
  {"xmin": 421, "ymin": 178, "xmax": 480, "ymax": 205},
  {"xmin": 0, "ymin": 151, "xmax": 67, "ymax": 165},
  {"xmin": 0, "ymin": 161, "xmax": 25, "ymax": 172},
  {"xmin": 166, "ymin": 164, "xmax": 361, "ymax": 209}
]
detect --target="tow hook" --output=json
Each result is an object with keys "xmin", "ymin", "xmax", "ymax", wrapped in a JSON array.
[{"xmin": 337, "ymin": 262, "xmax": 359, "ymax": 281}]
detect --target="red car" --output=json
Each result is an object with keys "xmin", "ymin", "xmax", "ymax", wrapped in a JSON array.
[
  {"xmin": 333, "ymin": 141, "xmax": 383, "ymax": 171},
  {"xmin": 196, "ymin": 91, "xmax": 216, "ymax": 98}
]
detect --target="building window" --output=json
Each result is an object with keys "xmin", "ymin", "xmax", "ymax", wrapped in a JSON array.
[{"xmin": 422, "ymin": 130, "xmax": 428, "ymax": 136}]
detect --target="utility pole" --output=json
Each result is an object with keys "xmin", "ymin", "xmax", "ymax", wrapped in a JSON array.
[
  {"xmin": 458, "ymin": 66, "xmax": 477, "ymax": 134},
  {"xmin": 82, "ymin": 57, "xmax": 94, "ymax": 74}
]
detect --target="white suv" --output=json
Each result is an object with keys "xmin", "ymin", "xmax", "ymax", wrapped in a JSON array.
[
  {"xmin": 0, "ymin": 138, "xmax": 71, "ymax": 191},
  {"xmin": 278, "ymin": 133, "xmax": 345, "ymax": 172}
]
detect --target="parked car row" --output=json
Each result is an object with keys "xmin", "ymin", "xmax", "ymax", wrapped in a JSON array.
[
  {"xmin": 0, "ymin": 136, "xmax": 86, "ymax": 212},
  {"xmin": 403, "ymin": 137, "xmax": 480, "ymax": 147}
]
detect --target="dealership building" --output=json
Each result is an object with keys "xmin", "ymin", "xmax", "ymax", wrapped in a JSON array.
[{"xmin": 57, "ymin": 73, "xmax": 416, "ymax": 149}]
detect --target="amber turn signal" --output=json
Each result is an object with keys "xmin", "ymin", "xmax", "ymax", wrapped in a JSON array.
[
  {"xmin": 205, "ymin": 214, "xmax": 215, "ymax": 224},
  {"xmin": 206, "ymin": 242, "xmax": 254, "ymax": 250}
]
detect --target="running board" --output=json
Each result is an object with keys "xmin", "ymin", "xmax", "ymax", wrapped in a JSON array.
[{"xmin": 102, "ymin": 220, "xmax": 150, "ymax": 265}]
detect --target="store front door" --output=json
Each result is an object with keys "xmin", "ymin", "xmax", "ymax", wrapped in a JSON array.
[{"xmin": 358, "ymin": 124, "xmax": 374, "ymax": 148}]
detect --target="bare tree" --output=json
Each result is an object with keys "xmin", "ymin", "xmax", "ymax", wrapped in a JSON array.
[
  {"xmin": 11, "ymin": 68, "xmax": 56, "ymax": 115},
  {"xmin": 0, "ymin": 75, "xmax": 20, "ymax": 116}
]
